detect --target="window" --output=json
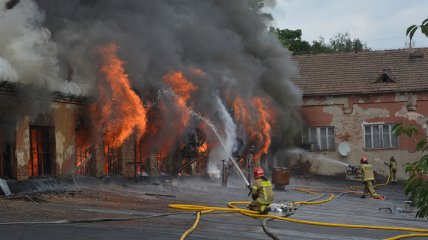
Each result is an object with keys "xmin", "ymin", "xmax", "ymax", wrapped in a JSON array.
[
  {"xmin": 364, "ymin": 124, "xmax": 398, "ymax": 149},
  {"xmin": 302, "ymin": 127, "xmax": 335, "ymax": 151}
]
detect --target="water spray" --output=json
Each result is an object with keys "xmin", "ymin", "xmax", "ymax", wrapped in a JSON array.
[
  {"xmin": 190, "ymin": 110, "xmax": 250, "ymax": 186},
  {"xmin": 159, "ymin": 89, "xmax": 250, "ymax": 186}
]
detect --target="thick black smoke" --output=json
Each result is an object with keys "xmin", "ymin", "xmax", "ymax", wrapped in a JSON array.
[{"xmin": 3, "ymin": 0, "xmax": 303, "ymax": 162}]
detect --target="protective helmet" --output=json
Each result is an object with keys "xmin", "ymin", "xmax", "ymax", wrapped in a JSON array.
[
  {"xmin": 253, "ymin": 167, "xmax": 265, "ymax": 178},
  {"xmin": 360, "ymin": 157, "xmax": 368, "ymax": 164}
]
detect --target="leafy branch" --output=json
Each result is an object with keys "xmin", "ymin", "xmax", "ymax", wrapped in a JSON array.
[
  {"xmin": 406, "ymin": 18, "xmax": 428, "ymax": 42},
  {"xmin": 394, "ymin": 123, "xmax": 428, "ymax": 218}
]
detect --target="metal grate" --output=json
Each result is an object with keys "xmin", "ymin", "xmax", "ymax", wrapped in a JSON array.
[{"xmin": 29, "ymin": 126, "xmax": 56, "ymax": 177}]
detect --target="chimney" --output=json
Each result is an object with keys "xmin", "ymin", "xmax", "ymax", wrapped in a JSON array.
[{"xmin": 410, "ymin": 50, "xmax": 424, "ymax": 58}]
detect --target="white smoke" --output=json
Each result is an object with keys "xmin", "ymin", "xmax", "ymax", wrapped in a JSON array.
[
  {"xmin": 207, "ymin": 96, "xmax": 237, "ymax": 179},
  {"xmin": 0, "ymin": 0, "xmax": 81, "ymax": 95},
  {"xmin": 0, "ymin": 57, "xmax": 18, "ymax": 82}
]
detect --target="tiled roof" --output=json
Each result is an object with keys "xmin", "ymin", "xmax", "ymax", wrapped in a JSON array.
[{"xmin": 291, "ymin": 48, "xmax": 428, "ymax": 96}]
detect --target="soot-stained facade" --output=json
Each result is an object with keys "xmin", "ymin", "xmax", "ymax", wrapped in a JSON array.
[{"xmin": 0, "ymin": 84, "xmax": 84, "ymax": 181}]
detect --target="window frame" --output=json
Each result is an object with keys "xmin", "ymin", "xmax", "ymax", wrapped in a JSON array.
[
  {"xmin": 363, "ymin": 123, "xmax": 399, "ymax": 149},
  {"xmin": 302, "ymin": 126, "xmax": 335, "ymax": 152}
]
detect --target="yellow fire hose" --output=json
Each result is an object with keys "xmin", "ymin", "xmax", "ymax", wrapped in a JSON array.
[
  {"xmin": 350, "ymin": 166, "xmax": 392, "ymax": 191},
  {"xmin": 384, "ymin": 233, "xmax": 428, "ymax": 240},
  {"xmin": 374, "ymin": 169, "xmax": 392, "ymax": 188},
  {"xmin": 178, "ymin": 211, "xmax": 201, "ymax": 240},
  {"xmin": 169, "ymin": 188, "xmax": 428, "ymax": 240}
]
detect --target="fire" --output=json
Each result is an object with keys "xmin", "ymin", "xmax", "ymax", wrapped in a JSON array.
[
  {"xmin": 233, "ymin": 96, "xmax": 275, "ymax": 163},
  {"xmin": 159, "ymin": 71, "xmax": 197, "ymax": 152},
  {"xmin": 198, "ymin": 142, "xmax": 208, "ymax": 153},
  {"xmin": 163, "ymin": 71, "xmax": 197, "ymax": 105},
  {"xmin": 233, "ymin": 96, "xmax": 257, "ymax": 141},
  {"xmin": 92, "ymin": 43, "xmax": 147, "ymax": 148},
  {"xmin": 252, "ymin": 97, "xmax": 274, "ymax": 161}
]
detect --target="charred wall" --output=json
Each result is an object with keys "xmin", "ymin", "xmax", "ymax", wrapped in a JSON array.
[{"xmin": 0, "ymin": 86, "xmax": 83, "ymax": 181}]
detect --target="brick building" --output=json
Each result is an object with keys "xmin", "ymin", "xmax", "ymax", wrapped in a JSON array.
[
  {"xmin": 0, "ymin": 83, "xmax": 141, "ymax": 181},
  {"xmin": 291, "ymin": 48, "xmax": 428, "ymax": 180}
]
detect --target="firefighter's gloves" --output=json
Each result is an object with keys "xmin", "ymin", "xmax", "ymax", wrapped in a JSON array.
[{"xmin": 247, "ymin": 185, "xmax": 252, "ymax": 197}]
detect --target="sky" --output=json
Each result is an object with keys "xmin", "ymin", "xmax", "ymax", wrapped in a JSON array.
[{"xmin": 266, "ymin": 0, "xmax": 428, "ymax": 50}]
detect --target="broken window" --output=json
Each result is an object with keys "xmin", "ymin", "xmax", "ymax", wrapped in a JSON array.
[
  {"xmin": 302, "ymin": 127, "xmax": 335, "ymax": 151},
  {"xmin": 364, "ymin": 124, "xmax": 398, "ymax": 149},
  {"xmin": 29, "ymin": 126, "xmax": 55, "ymax": 177},
  {"xmin": 103, "ymin": 144, "xmax": 121, "ymax": 175}
]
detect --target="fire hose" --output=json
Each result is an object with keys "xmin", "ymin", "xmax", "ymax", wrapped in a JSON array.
[
  {"xmin": 169, "ymin": 188, "xmax": 428, "ymax": 240},
  {"xmin": 349, "ymin": 165, "xmax": 393, "ymax": 191}
]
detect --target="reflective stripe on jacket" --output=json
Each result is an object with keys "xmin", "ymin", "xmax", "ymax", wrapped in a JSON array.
[
  {"xmin": 251, "ymin": 178, "xmax": 274, "ymax": 204},
  {"xmin": 361, "ymin": 164, "xmax": 375, "ymax": 182}
]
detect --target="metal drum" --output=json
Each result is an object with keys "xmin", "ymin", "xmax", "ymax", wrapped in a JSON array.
[{"xmin": 272, "ymin": 167, "xmax": 290, "ymax": 190}]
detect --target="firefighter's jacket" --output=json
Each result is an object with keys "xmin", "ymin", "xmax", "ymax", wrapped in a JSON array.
[
  {"xmin": 361, "ymin": 164, "xmax": 375, "ymax": 182},
  {"xmin": 251, "ymin": 177, "xmax": 274, "ymax": 204},
  {"xmin": 390, "ymin": 160, "xmax": 397, "ymax": 170}
]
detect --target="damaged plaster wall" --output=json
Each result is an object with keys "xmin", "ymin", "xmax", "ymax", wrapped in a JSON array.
[
  {"xmin": 15, "ymin": 116, "xmax": 30, "ymax": 181},
  {"xmin": 299, "ymin": 92, "xmax": 428, "ymax": 180},
  {"xmin": 52, "ymin": 102, "xmax": 79, "ymax": 177}
]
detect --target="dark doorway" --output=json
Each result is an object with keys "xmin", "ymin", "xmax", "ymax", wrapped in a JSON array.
[
  {"xmin": 0, "ymin": 126, "xmax": 15, "ymax": 179},
  {"xmin": 103, "ymin": 144, "xmax": 121, "ymax": 175},
  {"xmin": 29, "ymin": 126, "xmax": 55, "ymax": 177}
]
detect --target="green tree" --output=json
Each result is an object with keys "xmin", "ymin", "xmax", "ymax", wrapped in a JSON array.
[
  {"xmin": 393, "ymin": 123, "xmax": 428, "ymax": 218},
  {"xmin": 311, "ymin": 37, "xmax": 334, "ymax": 54},
  {"xmin": 328, "ymin": 33, "xmax": 369, "ymax": 53},
  {"xmin": 273, "ymin": 28, "xmax": 370, "ymax": 55},
  {"xmin": 271, "ymin": 28, "xmax": 312, "ymax": 55},
  {"xmin": 406, "ymin": 18, "xmax": 428, "ymax": 42},
  {"xmin": 400, "ymin": 19, "xmax": 428, "ymax": 219}
]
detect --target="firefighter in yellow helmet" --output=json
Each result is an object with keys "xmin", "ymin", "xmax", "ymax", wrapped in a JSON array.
[
  {"xmin": 247, "ymin": 167, "xmax": 274, "ymax": 213},
  {"xmin": 384, "ymin": 156, "xmax": 398, "ymax": 184},
  {"xmin": 360, "ymin": 157, "xmax": 383, "ymax": 199}
]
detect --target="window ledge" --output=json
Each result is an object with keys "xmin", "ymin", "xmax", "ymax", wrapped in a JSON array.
[
  {"xmin": 363, "ymin": 147, "xmax": 399, "ymax": 151},
  {"xmin": 309, "ymin": 149, "xmax": 336, "ymax": 153}
]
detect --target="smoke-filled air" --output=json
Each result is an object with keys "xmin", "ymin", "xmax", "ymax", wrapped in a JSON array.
[{"xmin": 0, "ymin": 0, "xmax": 302, "ymax": 176}]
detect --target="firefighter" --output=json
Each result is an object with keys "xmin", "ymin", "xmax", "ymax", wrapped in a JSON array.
[
  {"xmin": 247, "ymin": 167, "xmax": 274, "ymax": 213},
  {"xmin": 384, "ymin": 156, "xmax": 398, "ymax": 184},
  {"xmin": 360, "ymin": 157, "xmax": 383, "ymax": 199}
]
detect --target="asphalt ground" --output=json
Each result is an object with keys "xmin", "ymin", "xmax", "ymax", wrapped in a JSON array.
[{"xmin": 0, "ymin": 176, "xmax": 427, "ymax": 240}]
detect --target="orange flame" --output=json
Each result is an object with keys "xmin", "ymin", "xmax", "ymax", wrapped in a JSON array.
[
  {"xmin": 163, "ymin": 71, "xmax": 197, "ymax": 105},
  {"xmin": 159, "ymin": 71, "xmax": 197, "ymax": 151},
  {"xmin": 93, "ymin": 43, "xmax": 147, "ymax": 148},
  {"xmin": 252, "ymin": 97, "xmax": 274, "ymax": 160},
  {"xmin": 233, "ymin": 96, "xmax": 275, "ymax": 162},
  {"xmin": 198, "ymin": 142, "xmax": 208, "ymax": 153},
  {"xmin": 233, "ymin": 96, "xmax": 256, "ymax": 140}
]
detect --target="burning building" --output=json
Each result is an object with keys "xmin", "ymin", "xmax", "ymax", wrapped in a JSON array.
[{"xmin": 0, "ymin": 0, "xmax": 302, "ymax": 181}]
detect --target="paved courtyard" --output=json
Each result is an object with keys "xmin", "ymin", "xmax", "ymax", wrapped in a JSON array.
[{"xmin": 0, "ymin": 176, "xmax": 426, "ymax": 240}]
